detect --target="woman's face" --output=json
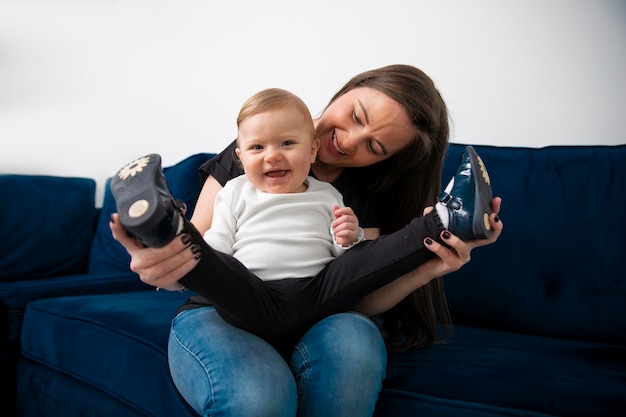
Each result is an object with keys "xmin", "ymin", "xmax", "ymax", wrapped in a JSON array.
[{"xmin": 314, "ymin": 87, "xmax": 417, "ymax": 168}]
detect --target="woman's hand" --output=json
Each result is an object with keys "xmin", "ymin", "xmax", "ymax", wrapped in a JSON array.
[
  {"xmin": 331, "ymin": 205, "xmax": 360, "ymax": 247},
  {"xmin": 422, "ymin": 197, "xmax": 503, "ymax": 277},
  {"xmin": 353, "ymin": 197, "xmax": 503, "ymax": 316},
  {"xmin": 109, "ymin": 213, "xmax": 200, "ymax": 291}
]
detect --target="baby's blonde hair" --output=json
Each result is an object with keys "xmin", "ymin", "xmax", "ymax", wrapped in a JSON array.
[{"xmin": 237, "ymin": 88, "xmax": 316, "ymax": 141}]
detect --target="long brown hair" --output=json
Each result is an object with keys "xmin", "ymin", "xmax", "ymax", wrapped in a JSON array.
[{"xmin": 325, "ymin": 64, "xmax": 452, "ymax": 351}]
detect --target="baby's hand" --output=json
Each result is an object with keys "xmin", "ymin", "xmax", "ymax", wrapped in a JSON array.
[{"xmin": 332, "ymin": 205, "xmax": 361, "ymax": 248}]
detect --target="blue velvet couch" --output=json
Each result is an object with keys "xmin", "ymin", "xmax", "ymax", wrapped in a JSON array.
[{"xmin": 2, "ymin": 144, "xmax": 624, "ymax": 416}]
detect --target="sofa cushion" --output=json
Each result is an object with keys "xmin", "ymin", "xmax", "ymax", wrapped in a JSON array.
[
  {"xmin": 0, "ymin": 175, "xmax": 97, "ymax": 282},
  {"xmin": 383, "ymin": 325, "xmax": 626, "ymax": 416},
  {"xmin": 20, "ymin": 291, "xmax": 196, "ymax": 417},
  {"xmin": 375, "ymin": 389, "xmax": 554, "ymax": 417},
  {"xmin": 87, "ymin": 153, "xmax": 214, "ymax": 275},
  {"xmin": 17, "ymin": 360, "xmax": 175, "ymax": 417},
  {"xmin": 1, "ymin": 272, "xmax": 145, "ymax": 343},
  {"xmin": 442, "ymin": 144, "xmax": 626, "ymax": 345}
]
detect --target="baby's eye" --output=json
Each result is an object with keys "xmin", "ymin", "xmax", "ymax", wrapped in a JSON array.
[
  {"xmin": 282, "ymin": 140, "xmax": 295, "ymax": 146},
  {"xmin": 251, "ymin": 144, "xmax": 263, "ymax": 150}
]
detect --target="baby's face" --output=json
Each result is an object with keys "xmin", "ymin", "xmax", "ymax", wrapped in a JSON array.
[{"xmin": 236, "ymin": 107, "xmax": 319, "ymax": 194}]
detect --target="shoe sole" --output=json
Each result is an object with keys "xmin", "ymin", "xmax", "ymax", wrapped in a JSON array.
[
  {"xmin": 465, "ymin": 146, "xmax": 494, "ymax": 239},
  {"xmin": 110, "ymin": 154, "xmax": 183, "ymax": 247}
]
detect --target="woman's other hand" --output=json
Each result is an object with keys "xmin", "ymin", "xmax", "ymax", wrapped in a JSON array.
[
  {"xmin": 109, "ymin": 213, "xmax": 200, "ymax": 291},
  {"xmin": 353, "ymin": 198, "xmax": 502, "ymax": 316},
  {"xmin": 422, "ymin": 197, "xmax": 503, "ymax": 277}
]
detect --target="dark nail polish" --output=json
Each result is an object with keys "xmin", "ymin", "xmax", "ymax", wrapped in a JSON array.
[
  {"xmin": 494, "ymin": 215, "xmax": 500, "ymax": 223},
  {"xmin": 192, "ymin": 244, "xmax": 202, "ymax": 260},
  {"xmin": 181, "ymin": 234, "xmax": 192, "ymax": 245},
  {"xmin": 442, "ymin": 231, "xmax": 451, "ymax": 240},
  {"xmin": 425, "ymin": 238, "xmax": 433, "ymax": 245}
]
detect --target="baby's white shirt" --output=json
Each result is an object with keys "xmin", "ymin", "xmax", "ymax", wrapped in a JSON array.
[{"xmin": 204, "ymin": 175, "xmax": 348, "ymax": 281}]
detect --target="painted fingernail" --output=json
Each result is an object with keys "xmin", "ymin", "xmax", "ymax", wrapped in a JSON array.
[
  {"xmin": 494, "ymin": 215, "xmax": 500, "ymax": 223},
  {"xmin": 425, "ymin": 238, "xmax": 433, "ymax": 245},
  {"xmin": 181, "ymin": 234, "xmax": 192, "ymax": 245},
  {"xmin": 442, "ymin": 231, "xmax": 451, "ymax": 240},
  {"xmin": 191, "ymin": 245, "xmax": 202, "ymax": 260}
]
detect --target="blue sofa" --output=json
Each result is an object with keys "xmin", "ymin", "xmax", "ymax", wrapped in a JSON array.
[
  {"xmin": 0, "ymin": 153, "xmax": 211, "ymax": 416},
  {"xmin": 3, "ymin": 144, "xmax": 624, "ymax": 416}
]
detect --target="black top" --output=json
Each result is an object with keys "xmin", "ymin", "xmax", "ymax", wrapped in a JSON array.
[{"xmin": 198, "ymin": 140, "xmax": 382, "ymax": 228}]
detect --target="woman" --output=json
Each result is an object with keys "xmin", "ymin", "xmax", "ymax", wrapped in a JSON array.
[{"xmin": 111, "ymin": 64, "xmax": 503, "ymax": 417}]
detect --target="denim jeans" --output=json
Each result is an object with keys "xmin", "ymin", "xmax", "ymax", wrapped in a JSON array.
[{"xmin": 168, "ymin": 307, "xmax": 387, "ymax": 417}]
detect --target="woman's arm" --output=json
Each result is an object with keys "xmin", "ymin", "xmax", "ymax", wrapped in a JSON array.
[
  {"xmin": 353, "ymin": 198, "xmax": 503, "ymax": 316},
  {"xmin": 190, "ymin": 175, "xmax": 223, "ymax": 234},
  {"xmin": 353, "ymin": 265, "xmax": 436, "ymax": 316}
]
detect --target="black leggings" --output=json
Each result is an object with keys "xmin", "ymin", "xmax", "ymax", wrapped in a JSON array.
[{"xmin": 179, "ymin": 212, "xmax": 444, "ymax": 353}]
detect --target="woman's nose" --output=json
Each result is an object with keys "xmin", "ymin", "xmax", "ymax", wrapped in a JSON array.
[{"xmin": 342, "ymin": 130, "xmax": 366, "ymax": 150}]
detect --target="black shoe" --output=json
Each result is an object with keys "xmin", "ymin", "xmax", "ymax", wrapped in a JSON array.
[
  {"xmin": 110, "ymin": 154, "xmax": 184, "ymax": 247},
  {"xmin": 438, "ymin": 146, "xmax": 494, "ymax": 240}
]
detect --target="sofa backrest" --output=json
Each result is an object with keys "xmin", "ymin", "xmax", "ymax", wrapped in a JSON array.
[
  {"xmin": 87, "ymin": 153, "xmax": 215, "ymax": 275},
  {"xmin": 0, "ymin": 175, "xmax": 98, "ymax": 282},
  {"xmin": 442, "ymin": 144, "xmax": 626, "ymax": 345}
]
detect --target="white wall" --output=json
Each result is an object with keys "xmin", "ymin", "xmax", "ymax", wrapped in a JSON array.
[{"xmin": 1, "ymin": 0, "xmax": 625, "ymax": 206}]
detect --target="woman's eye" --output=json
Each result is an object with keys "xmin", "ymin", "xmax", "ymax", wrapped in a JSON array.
[
  {"xmin": 368, "ymin": 141, "xmax": 381, "ymax": 155},
  {"xmin": 352, "ymin": 110, "xmax": 362, "ymax": 125}
]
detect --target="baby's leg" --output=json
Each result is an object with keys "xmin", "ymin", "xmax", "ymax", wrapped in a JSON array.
[
  {"xmin": 178, "ymin": 221, "xmax": 286, "ymax": 329},
  {"xmin": 304, "ymin": 210, "xmax": 445, "ymax": 320}
]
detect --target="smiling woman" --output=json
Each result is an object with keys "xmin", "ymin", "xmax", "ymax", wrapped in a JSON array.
[{"xmin": 313, "ymin": 87, "xmax": 415, "ymax": 171}]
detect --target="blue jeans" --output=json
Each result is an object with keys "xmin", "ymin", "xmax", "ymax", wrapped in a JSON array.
[{"xmin": 168, "ymin": 307, "xmax": 387, "ymax": 417}]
